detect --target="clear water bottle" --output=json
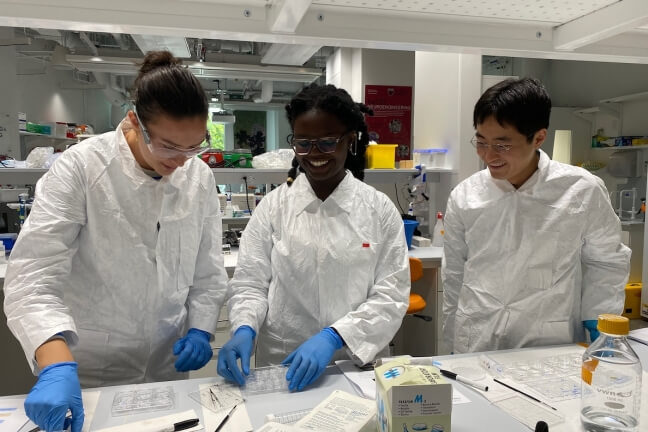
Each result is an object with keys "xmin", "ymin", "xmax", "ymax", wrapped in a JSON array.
[{"xmin": 580, "ymin": 314, "xmax": 642, "ymax": 431}]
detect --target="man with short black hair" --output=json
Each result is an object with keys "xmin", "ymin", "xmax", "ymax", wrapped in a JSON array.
[{"xmin": 442, "ymin": 77, "xmax": 630, "ymax": 354}]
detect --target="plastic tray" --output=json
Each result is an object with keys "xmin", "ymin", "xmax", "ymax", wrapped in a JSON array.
[{"xmin": 111, "ymin": 386, "xmax": 175, "ymax": 416}]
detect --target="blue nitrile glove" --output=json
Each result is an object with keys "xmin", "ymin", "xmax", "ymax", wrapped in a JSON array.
[
  {"xmin": 173, "ymin": 328, "xmax": 213, "ymax": 372},
  {"xmin": 24, "ymin": 362, "xmax": 84, "ymax": 432},
  {"xmin": 583, "ymin": 320, "xmax": 600, "ymax": 342},
  {"xmin": 282, "ymin": 327, "xmax": 344, "ymax": 392},
  {"xmin": 217, "ymin": 325, "xmax": 256, "ymax": 386}
]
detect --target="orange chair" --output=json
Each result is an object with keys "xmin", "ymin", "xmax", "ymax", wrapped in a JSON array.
[{"xmin": 407, "ymin": 257, "xmax": 432, "ymax": 321}]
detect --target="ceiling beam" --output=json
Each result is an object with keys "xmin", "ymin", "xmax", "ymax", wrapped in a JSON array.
[
  {"xmin": 267, "ymin": 0, "xmax": 312, "ymax": 33},
  {"xmin": 554, "ymin": 0, "xmax": 648, "ymax": 51}
]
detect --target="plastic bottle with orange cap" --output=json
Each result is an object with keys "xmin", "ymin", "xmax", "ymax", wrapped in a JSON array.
[{"xmin": 580, "ymin": 314, "xmax": 642, "ymax": 431}]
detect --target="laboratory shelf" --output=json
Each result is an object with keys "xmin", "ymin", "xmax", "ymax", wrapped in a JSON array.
[
  {"xmin": 0, "ymin": 168, "xmax": 48, "ymax": 184},
  {"xmin": 211, "ymin": 168, "xmax": 427, "ymax": 184},
  {"xmin": 19, "ymin": 131, "xmax": 78, "ymax": 143},
  {"xmin": 591, "ymin": 146, "xmax": 648, "ymax": 151},
  {"xmin": 222, "ymin": 216, "xmax": 251, "ymax": 224}
]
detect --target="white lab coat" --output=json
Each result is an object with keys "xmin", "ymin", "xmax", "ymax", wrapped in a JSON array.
[
  {"xmin": 228, "ymin": 172, "xmax": 410, "ymax": 366},
  {"xmin": 3, "ymin": 120, "xmax": 228, "ymax": 387},
  {"xmin": 442, "ymin": 150, "xmax": 630, "ymax": 353}
]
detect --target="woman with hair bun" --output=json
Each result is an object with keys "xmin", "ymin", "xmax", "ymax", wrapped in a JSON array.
[{"xmin": 3, "ymin": 51, "xmax": 228, "ymax": 432}]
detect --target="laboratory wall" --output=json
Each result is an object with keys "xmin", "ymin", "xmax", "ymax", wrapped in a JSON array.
[
  {"xmin": 16, "ymin": 70, "xmax": 113, "ymax": 133},
  {"xmin": 0, "ymin": 27, "xmax": 19, "ymax": 157}
]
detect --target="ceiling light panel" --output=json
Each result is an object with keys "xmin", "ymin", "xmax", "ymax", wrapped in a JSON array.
[
  {"xmin": 131, "ymin": 34, "xmax": 191, "ymax": 58},
  {"xmin": 313, "ymin": 0, "xmax": 619, "ymax": 24},
  {"xmin": 261, "ymin": 43, "xmax": 322, "ymax": 65}
]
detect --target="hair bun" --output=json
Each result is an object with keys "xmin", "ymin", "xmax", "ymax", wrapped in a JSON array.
[{"xmin": 138, "ymin": 50, "xmax": 182, "ymax": 76}]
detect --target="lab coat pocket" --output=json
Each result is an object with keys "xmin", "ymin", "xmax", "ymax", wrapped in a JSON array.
[{"xmin": 72, "ymin": 328, "xmax": 109, "ymax": 386}]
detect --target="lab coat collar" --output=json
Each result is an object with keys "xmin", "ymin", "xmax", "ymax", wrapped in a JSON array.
[
  {"xmin": 290, "ymin": 171, "xmax": 355, "ymax": 215},
  {"xmin": 115, "ymin": 119, "xmax": 187, "ymax": 190},
  {"xmin": 488, "ymin": 149, "xmax": 549, "ymax": 193}
]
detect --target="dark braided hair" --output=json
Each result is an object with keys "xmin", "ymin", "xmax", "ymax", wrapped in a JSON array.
[{"xmin": 285, "ymin": 84, "xmax": 373, "ymax": 186}]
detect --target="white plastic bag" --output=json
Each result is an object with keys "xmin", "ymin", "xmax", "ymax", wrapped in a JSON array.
[
  {"xmin": 252, "ymin": 149, "xmax": 295, "ymax": 169},
  {"xmin": 26, "ymin": 147, "xmax": 54, "ymax": 168}
]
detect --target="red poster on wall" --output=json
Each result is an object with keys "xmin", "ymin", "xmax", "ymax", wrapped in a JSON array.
[{"xmin": 364, "ymin": 85, "xmax": 412, "ymax": 161}]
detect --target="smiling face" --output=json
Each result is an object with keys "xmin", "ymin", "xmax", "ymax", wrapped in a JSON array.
[
  {"xmin": 128, "ymin": 110, "xmax": 207, "ymax": 176},
  {"xmin": 475, "ymin": 115, "xmax": 546, "ymax": 188},
  {"xmin": 292, "ymin": 109, "xmax": 354, "ymax": 196}
]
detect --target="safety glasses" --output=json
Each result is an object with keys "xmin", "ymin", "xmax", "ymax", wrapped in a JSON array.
[
  {"xmin": 287, "ymin": 132, "xmax": 352, "ymax": 156},
  {"xmin": 470, "ymin": 137, "xmax": 513, "ymax": 154},
  {"xmin": 134, "ymin": 110, "xmax": 211, "ymax": 159}
]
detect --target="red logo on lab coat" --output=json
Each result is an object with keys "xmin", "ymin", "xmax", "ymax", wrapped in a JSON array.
[{"xmin": 362, "ymin": 242, "xmax": 370, "ymax": 248}]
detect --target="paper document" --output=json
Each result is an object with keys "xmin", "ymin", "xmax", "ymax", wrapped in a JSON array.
[
  {"xmin": 294, "ymin": 390, "xmax": 375, "ymax": 432},
  {"xmin": 198, "ymin": 383, "xmax": 252, "ymax": 432},
  {"xmin": 257, "ymin": 422, "xmax": 302, "ymax": 432},
  {"xmin": 0, "ymin": 399, "xmax": 30, "ymax": 432},
  {"xmin": 94, "ymin": 409, "xmax": 203, "ymax": 432},
  {"xmin": 629, "ymin": 327, "xmax": 648, "ymax": 345},
  {"xmin": 81, "ymin": 390, "xmax": 101, "ymax": 432}
]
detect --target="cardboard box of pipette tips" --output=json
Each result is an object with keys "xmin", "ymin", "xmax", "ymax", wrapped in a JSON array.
[{"xmin": 375, "ymin": 358, "xmax": 452, "ymax": 432}]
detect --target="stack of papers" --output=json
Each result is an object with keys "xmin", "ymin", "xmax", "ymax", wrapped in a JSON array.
[{"xmin": 629, "ymin": 327, "xmax": 648, "ymax": 345}]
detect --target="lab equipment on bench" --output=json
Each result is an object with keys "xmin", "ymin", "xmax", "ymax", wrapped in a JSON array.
[
  {"xmin": 188, "ymin": 383, "xmax": 243, "ymax": 413},
  {"xmin": 264, "ymin": 408, "xmax": 312, "ymax": 425},
  {"xmin": 243, "ymin": 365, "xmax": 291, "ymax": 394},
  {"xmin": 581, "ymin": 314, "xmax": 642, "ymax": 431},
  {"xmin": 111, "ymin": 386, "xmax": 175, "ymax": 416}
]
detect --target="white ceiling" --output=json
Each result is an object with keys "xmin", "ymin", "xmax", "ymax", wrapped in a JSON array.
[
  {"xmin": 2, "ymin": 0, "xmax": 648, "ymax": 64},
  {"xmin": 314, "ymin": 0, "xmax": 619, "ymax": 23}
]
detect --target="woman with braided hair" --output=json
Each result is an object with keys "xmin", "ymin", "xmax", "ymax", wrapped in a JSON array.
[{"xmin": 219, "ymin": 84, "xmax": 410, "ymax": 392}]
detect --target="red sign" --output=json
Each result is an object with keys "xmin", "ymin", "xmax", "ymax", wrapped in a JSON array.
[{"xmin": 364, "ymin": 85, "xmax": 412, "ymax": 161}]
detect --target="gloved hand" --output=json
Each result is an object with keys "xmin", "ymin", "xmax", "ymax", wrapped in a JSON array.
[
  {"xmin": 173, "ymin": 328, "xmax": 213, "ymax": 372},
  {"xmin": 24, "ymin": 362, "xmax": 84, "ymax": 432},
  {"xmin": 583, "ymin": 320, "xmax": 600, "ymax": 343},
  {"xmin": 217, "ymin": 325, "xmax": 256, "ymax": 386},
  {"xmin": 282, "ymin": 327, "xmax": 343, "ymax": 392}
]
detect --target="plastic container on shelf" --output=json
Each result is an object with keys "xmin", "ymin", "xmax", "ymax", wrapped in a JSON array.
[
  {"xmin": 622, "ymin": 283, "xmax": 642, "ymax": 319},
  {"xmin": 403, "ymin": 219, "xmax": 419, "ymax": 249},
  {"xmin": 431, "ymin": 212, "xmax": 445, "ymax": 247},
  {"xmin": 366, "ymin": 144, "xmax": 398, "ymax": 169},
  {"xmin": 580, "ymin": 314, "xmax": 642, "ymax": 431},
  {"xmin": 0, "ymin": 233, "xmax": 18, "ymax": 251},
  {"xmin": 413, "ymin": 148, "xmax": 448, "ymax": 168}
]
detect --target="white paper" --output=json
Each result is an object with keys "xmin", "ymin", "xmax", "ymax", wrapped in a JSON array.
[
  {"xmin": 294, "ymin": 390, "xmax": 375, "ymax": 432},
  {"xmin": 0, "ymin": 399, "xmax": 30, "ymax": 432},
  {"xmin": 94, "ymin": 409, "xmax": 203, "ymax": 432},
  {"xmin": 81, "ymin": 390, "xmax": 101, "ymax": 432},
  {"xmin": 256, "ymin": 422, "xmax": 303, "ymax": 432},
  {"xmin": 629, "ymin": 327, "xmax": 648, "ymax": 345},
  {"xmin": 335, "ymin": 361, "xmax": 377, "ymax": 399},
  {"xmin": 198, "ymin": 383, "xmax": 252, "ymax": 432}
]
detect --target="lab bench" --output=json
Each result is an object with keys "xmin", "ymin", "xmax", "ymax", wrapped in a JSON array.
[{"xmin": 3, "ymin": 342, "xmax": 647, "ymax": 431}]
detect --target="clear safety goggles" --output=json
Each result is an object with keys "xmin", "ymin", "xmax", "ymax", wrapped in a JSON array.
[
  {"xmin": 135, "ymin": 110, "xmax": 211, "ymax": 159},
  {"xmin": 287, "ymin": 132, "xmax": 351, "ymax": 156},
  {"xmin": 470, "ymin": 137, "xmax": 514, "ymax": 154}
]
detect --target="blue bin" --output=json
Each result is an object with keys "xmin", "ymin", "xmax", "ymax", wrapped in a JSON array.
[
  {"xmin": 0, "ymin": 233, "xmax": 18, "ymax": 251},
  {"xmin": 403, "ymin": 220, "xmax": 419, "ymax": 249}
]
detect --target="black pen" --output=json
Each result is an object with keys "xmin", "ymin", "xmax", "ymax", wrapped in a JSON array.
[
  {"xmin": 214, "ymin": 404, "xmax": 238, "ymax": 432},
  {"xmin": 159, "ymin": 418, "xmax": 200, "ymax": 432},
  {"xmin": 439, "ymin": 368, "xmax": 489, "ymax": 392},
  {"xmin": 493, "ymin": 378, "xmax": 558, "ymax": 411}
]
